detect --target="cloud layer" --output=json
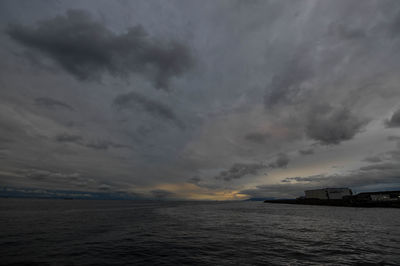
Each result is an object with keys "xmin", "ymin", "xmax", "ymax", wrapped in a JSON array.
[
  {"xmin": 1, "ymin": 1, "xmax": 400, "ymax": 200},
  {"xmin": 113, "ymin": 91, "xmax": 185, "ymax": 129},
  {"xmin": 305, "ymin": 105, "xmax": 367, "ymax": 145},
  {"xmin": 7, "ymin": 9, "xmax": 193, "ymax": 89},
  {"xmin": 385, "ymin": 108, "xmax": 400, "ymax": 128}
]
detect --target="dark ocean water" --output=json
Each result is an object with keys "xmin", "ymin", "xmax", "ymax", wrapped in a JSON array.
[{"xmin": 0, "ymin": 199, "xmax": 399, "ymax": 265}]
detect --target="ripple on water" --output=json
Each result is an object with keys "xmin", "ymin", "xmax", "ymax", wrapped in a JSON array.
[{"xmin": 0, "ymin": 199, "xmax": 399, "ymax": 265}]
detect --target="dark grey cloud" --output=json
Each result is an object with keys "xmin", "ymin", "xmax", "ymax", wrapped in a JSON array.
[
  {"xmin": 85, "ymin": 140, "xmax": 128, "ymax": 150},
  {"xmin": 363, "ymin": 156, "xmax": 382, "ymax": 163},
  {"xmin": 305, "ymin": 105, "xmax": 367, "ymax": 145},
  {"xmin": 385, "ymin": 108, "xmax": 400, "ymax": 128},
  {"xmin": 113, "ymin": 91, "xmax": 184, "ymax": 129},
  {"xmin": 187, "ymin": 176, "xmax": 201, "ymax": 185},
  {"xmin": 264, "ymin": 53, "xmax": 312, "ymax": 109},
  {"xmin": 387, "ymin": 136, "xmax": 400, "ymax": 141},
  {"xmin": 268, "ymin": 153, "xmax": 290, "ymax": 168},
  {"xmin": 98, "ymin": 183, "xmax": 111, "ymax": 191},
  {"xmin": 26, "ymin": 169, "xmax": 51, "ymax": 180},
  {"xmin": 55, "ymin": 133, "xmax": 127, "ymax": 150},
  {"xmin": 214, "ymin": 162, "xmax": 266, "ymax": 182},
  {"xmin": 244, "ymin": 132, "xmax": 271, "ymax": 143},
  {"xmin": 388, "ymin": 150, "xmax": 400, "ymax": 161},
  {"xmin": 281, "ymin": 175, "xmax": 329, "ymax": 183},
  {"xmin": 298, "ymin": 148, "xmax": 314, "ymax": 155},
  {"xmin": 359, "ymin": 162, "xmax": 400, "ymax": 172},
  {"xmin": 327, "ymin": 22, "xmax": 367, "ymax": 41},
  {"xmin": 241, "ymin": 183, "xmax": 310, "ymax": 199},
  {"xmin": 387, "ymin": 10, "xmax": 400, "ymax": 38},
  {"xmin": 25, "ymin": 168, "xmax": 81, "ymax": 181},
  {"xmin": 2, "ymin": 0, "xmax": 400, "ymax": 199},
  {"xmin": 7, "ymin": 9, "xmax": 193, "ymax": 89},
  {"xmin": 35, "ymin": 97, "xmax": 74, "ymax": 111},
  {"xmin": 214, "ymin": 153, "xmax": 290, "ymax": 182},
  {"xmin": 55, "ymin": 133, "xmax": 82, "ymax": 143}
]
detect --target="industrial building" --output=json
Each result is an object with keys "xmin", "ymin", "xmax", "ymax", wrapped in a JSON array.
[
  {"xmin": 265, "ymin": 188, "xmax": 400, "ymax": 207},
  {"xmin": 304, "ymin": 188, "xmax": 353, "ymax": 200},
  {"xmin": 351, "ymin": 191, "xmax": 400, "ymax": 202}
]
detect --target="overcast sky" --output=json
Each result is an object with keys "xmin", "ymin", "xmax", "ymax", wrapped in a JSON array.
[{"xmin": 1, "ymin": 0, "xmax": 400, "ymax": 200}]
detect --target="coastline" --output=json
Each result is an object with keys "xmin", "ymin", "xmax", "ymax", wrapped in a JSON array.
[{"xmin": 264, "ymin": 198, "xmax": 400, "ymax": 208}]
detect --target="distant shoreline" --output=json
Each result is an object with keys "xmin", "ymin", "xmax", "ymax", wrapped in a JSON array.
[{"xmin": 264, "ymin": 198, "xmax": 400, "ymax": 208}]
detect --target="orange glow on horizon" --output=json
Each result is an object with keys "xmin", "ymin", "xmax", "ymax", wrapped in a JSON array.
[{"xmin": 135, "ymin": 182, "xmax": 250, "ymax": 201}]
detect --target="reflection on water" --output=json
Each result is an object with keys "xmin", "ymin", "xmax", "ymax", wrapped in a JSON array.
[{"xmin": 0, "ymin": 199, "xmax": 399, "ymax": 265}]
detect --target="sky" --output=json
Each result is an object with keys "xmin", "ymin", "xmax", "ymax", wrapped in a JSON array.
[{"xmin": 1, "ymin": 0, "xmax": 400, "ymax": 200}]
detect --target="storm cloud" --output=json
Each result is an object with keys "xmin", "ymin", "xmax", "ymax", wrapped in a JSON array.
[
  {"xmin": 264, "ymin": 54, "xmax": 312, "ymax": 109},
  {"xmin": 298, "ymin": 149, "xmax": 314, "ymax": 156},
  {"xmin": 385, "ymin": 108, "xmax": 400, "ymax": 128},
  {"xmin": 55, "ymin": 133, "xmax": 127, "ymax": 150},
  {"xmin": 84, "ymin": 140, "xmax": 127, "ymax": 150},
  {"xmin": 244, "ymin": 132, "xmax": 271, "ymax": 143},
  {"xmin": 7, "ymin": 9, "xmax": 193, "ymax": 89},
  {"xmin": 214, "ymin": 163, "xmax": 266, "ymax": 182},
  {"xmin": 363, "ymin": 156, "xmax": 382, "ymax": 163},
  {"xmin": 215, "ymin": 154, "xmax": 290, "ymax": 182},
  {"xmin": 1, "ymin": 0, "xmax": 400, "ymax": 200},
  {"xmin": 35, "ymin": 97, "xmax": 74, "ymax": 111},
  {"xmin": 268, "ymin": 153, "xmax": 290, "ymax": 169},
  {"xmin": 305, "ymin": 105, "xmax": 367, "ymax": 145},
  {"xmin": 55, "ymin": 133, "xmax": 82, "ymax": 143},
  {"xmin": 113, "ymin": 91, "xmax": 184, "ymax": 129}
]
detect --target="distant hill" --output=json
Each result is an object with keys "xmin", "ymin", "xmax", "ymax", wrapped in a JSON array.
[
  {"xmin": 0, "ymin": 186, "xmax": 139, "ymax": 200},
  {"xmin": 244, "ymin": 197, "xmax": 276, "ymax": 201}
]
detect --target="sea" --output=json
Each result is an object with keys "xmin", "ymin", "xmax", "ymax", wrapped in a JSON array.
[{"xmin": 0, "ymin": 199, "xmax": 399, "ymax": 265}]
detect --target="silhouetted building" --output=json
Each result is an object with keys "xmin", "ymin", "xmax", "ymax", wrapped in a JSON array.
[
  {"xmin": 305, "ymin": 188, "xmax": 353, "ymax": 200},
  {"xmin": 351, "ymin": 191, "xmax": 400, "ymax": 202}
]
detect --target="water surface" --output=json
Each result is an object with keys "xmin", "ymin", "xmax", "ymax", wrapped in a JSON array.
[{"xmin": 0, "ymin": 199, "xmax": 399, "ymax": 265}]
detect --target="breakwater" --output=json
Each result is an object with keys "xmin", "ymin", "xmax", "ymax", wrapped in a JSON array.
[
  {"xmin": 264, "ymin": 190, "xmax": 400, "ymax": 208},
  {"xmin": 264, "ymin": 198, "xmax": 400, "ymax": 208}
]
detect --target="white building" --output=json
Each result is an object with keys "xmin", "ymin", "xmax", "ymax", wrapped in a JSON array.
[{"xmin": 304, "ymin": 188, "xmax": 353, "ymax": 200}]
